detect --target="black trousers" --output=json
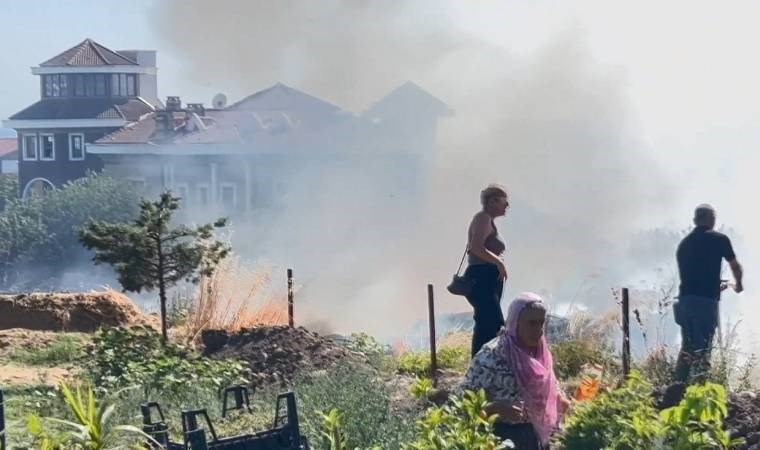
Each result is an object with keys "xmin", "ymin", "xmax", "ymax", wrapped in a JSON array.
[
  {"xmin": 493, "ymin": 423, "xmax": 543, "ymax": 450},
  {"xmin": 464, "ymin": 264, "xmax": 505, "ymax": 357},
  {"xmin": 673, "ymin": 295, "xmax": 719, "ymax": 384}
]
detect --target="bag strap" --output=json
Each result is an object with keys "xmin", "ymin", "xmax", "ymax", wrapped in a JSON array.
[{"xmin": 456, "ymin": 244, "xmax": 469, "ymax": 276}]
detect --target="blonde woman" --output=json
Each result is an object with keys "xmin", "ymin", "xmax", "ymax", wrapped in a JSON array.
[{"xmin": 465, "ymin": 184, "xmax": 509, "ymax": 356}]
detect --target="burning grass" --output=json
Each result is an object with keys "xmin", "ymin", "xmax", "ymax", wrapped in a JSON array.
[{"xmin": 178, "ymin": 256, "xmax": 293, "ymax": 343}]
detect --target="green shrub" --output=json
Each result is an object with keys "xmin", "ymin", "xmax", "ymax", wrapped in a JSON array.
[
  {"xmin": 9, "ymin": 335, "xmax": 85, "ymax": 367},
  {"xmin": 402, "ymin": 389, "xmax": 508, "ymax": 450},
  {"xmin": 344, "ymin": 332, "xmax": 396, "ymax": 372},
  {"xmin": 0, "ymin": 173, "xmax": 140, "ymax": 288},
  {"xmin": 661, "ymin": 383, "xmax": 744, "ymax": 449},
  {"xmin": 560, "ymin": 372, "xmax": 660, "ymax": 450},
  {"xmin": 409, "ymin": 377, "xmax": 434, "ymax": 400},
  {"xmin": 295, "ymin": 363, "xmax": 415, "ymax": 449},
  {"xmin": 560, "ymin": 373, "xmax": 742, "ymax": 450},
  {"xmin": 397, "ymin": 347, "xmax": 470, "ymax": 377},
  {"xmin": 86, "ymin": 326, "xmax": 249, "ymax": 398}
]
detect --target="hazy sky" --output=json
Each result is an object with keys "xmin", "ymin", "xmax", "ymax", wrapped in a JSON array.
[{"xmin": 1, "ymin": 1, "xmax": 758, "ymax": 348}]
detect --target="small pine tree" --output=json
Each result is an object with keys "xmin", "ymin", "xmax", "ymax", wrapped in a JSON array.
[{"xmin": 80, "ymin": 191, "xmax": 229, "ymax": 341}]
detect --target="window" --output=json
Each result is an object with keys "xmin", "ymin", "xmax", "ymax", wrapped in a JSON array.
[
  {"xmin": 84, "ymin": 75, "xmax": 95, "ymax": 97},
  {"xmin": 111, "ymin": 74, "xmax": 119, "ymax": 96},
  {"xmin": 39, "ymin": 134, "xmax": 55, "ymax": 160},
  {"xmin": 22, "ymin": 134, "xmax": 38, "ymax": 160},
  {"xmin": 69, "ymin": 134, "xmax": 85, "ymax": 161},
  {"xmin": 95, "ymin": 75, "xmax": 106, "ymax": 96},
  {"xmin": 173, "ymin": 183, "xmax": 189, "ymax": 203},
  {"xmin": 126, "ymin": 75, "xmax": 135, "ymax": 96},
  {"xmin": 42, "ymin": 74, "xmax": 68, "ymax": 97},
  {"xmin": 74, "ymin": 75, "xmax": 85, "ymax": 97},
  {"xmin": 220, "ymin": 183, "xmax": 237, "ymax": 208},
  {"xmin": 111, "ymin": 73, "xmax": 137, "ymax": 97},
  {"xmin": 197, "ymin": 184, "xmax": 210, "ymax": 206}
]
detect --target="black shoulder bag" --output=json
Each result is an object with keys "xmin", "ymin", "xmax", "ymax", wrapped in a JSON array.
[{"xmin": 446, "ymin": 245, "xmax": 474, "ymax": 297}]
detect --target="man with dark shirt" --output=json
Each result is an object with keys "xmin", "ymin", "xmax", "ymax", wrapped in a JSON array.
[{"xmin": 673, "ymin": 204, "xmax": 743, "ymax": 384}]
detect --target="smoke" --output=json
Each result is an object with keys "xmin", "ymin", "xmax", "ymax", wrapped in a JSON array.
[{"xmin": 149, "ymin": 1, "xmax": 675, "ymax": 339}]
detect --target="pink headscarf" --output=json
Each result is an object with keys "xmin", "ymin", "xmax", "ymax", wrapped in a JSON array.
[{"xmin": 498, "ymin": 292, "xmax": 559, "ymax": 445}]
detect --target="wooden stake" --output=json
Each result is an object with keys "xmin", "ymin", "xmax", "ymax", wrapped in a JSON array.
[
  {"xmin": 428, "ymin": 284, "xmax": 438, "ymax": 385},
  {"xmin": 287, "ymin": 269, "xmax": 294, "ymax": 328},
  {"xmin": 622, "ymin": 287, "xmax": 631, "ymax": 378}
]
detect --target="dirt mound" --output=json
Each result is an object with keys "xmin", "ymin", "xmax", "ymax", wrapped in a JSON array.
[
  {"xmin": 0, "ymin": 290, "xmax": 157, "ymax": 332},
  {"xmin": 727, "ymin": 391, "xmax": 760, "ymax": 449},
  {"xmin": 202, "ymin": 326, "xmax": 360, "ymax": 387}
]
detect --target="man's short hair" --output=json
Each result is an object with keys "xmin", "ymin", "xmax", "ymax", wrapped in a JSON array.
[{"xmin": 694, "ymin": 204, "xmax": 716, "ymax": 224}]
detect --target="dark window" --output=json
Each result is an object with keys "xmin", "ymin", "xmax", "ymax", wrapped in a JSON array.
[
  {"xmin": 85, "ymin": 75, "xmax": 95, "ymax": 97},
  {"xmin": 110, "ymin": 73, "xmax": 138, "ymax": 97},
  {"xmin": 43, "ymin": 75, "xmax": 68, "ymax": 97},
  {"xmin": 69, "ymin": 134, "xmax": 85, "ymax": 160},
  {"xmin": 119, "ymin": 74, "xmax": 127, "ymax": 96},
  {"xmin": 95, "ymin": 75, "xmax": 106, "ymax": 96},
  {"xmin": 59, "ymin": 75, "xmax": 68, "ymax": 96},
  {"xmin": 40, "ymin": 134, "xmax": 55, "ymax": 160},
  {"xmin": 44, "ymin": 76, "xmax": 53, "ymax": 97},
  {"xmin": 74, "ymin": 75, "xmax": 85, "ymax": 97},
  {"xmin": 23, "ymin": 135, "xmax": 37, "ymax": 160},
  {"xmin": 111, "ymin": 74, "xmax": 119, "ymax": 96}
]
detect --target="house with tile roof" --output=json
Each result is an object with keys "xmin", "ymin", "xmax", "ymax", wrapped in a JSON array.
[
  {"xmin": 3, "ymin": 39, "xmax": 452, "ymax": 211},
  {"xmin": 88, "ymin": 82, "xmax": 452, "ymax": 215},
  {"xmin": 0, "ymin": 138, "xmax": 18, "ymax": 174},
  {"xmin": 2, "ymin": 39, "xmax": 160, "ymax": 198}
]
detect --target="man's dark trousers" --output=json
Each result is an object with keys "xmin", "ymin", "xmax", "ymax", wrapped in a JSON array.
[{"xmin": 673, "ymin": 295, "xmax": 719, "ymax": 383}]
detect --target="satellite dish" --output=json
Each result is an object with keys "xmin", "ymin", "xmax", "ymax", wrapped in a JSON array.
[{"xmin": 212, "ymin": 93, "xmax": 228, "ymax": 109}]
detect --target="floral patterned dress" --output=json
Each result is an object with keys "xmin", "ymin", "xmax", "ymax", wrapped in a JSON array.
[{"xmin": 459, "ymin": 337, "xmax": 522, "ymax": 403}]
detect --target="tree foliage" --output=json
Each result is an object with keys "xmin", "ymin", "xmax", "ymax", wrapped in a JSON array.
[
  {"xmin": 0, "ymin": 174, "xmax": 140, "ymax": 288},
  {"xmin": 80, "ymin": 191, "xmax": 229, "ymax": 340}
]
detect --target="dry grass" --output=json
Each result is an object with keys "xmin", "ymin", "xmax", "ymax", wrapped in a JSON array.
[
  {"xmin": 565, "ymin": 309, "xmax": 617, "ymax": 344},
  {"xmin": 180, "ymin": 256, "xmax": 291, "ymax": 343}
]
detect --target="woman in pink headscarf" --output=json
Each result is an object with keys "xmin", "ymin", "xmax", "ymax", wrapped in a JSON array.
[{"xmin": 460, "ymin": 293, "xmax": 570, "ymax": 449}]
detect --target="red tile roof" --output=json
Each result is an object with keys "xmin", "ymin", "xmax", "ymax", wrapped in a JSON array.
[
  {"xmin": 40, "ymin": 39, "xmax": 138, "ymax": 67},
  {"xmin": 0, "ymin": 138, "xmax": 17, "ymax": 158},
  {"xmin": 96, "ymin": 114, "xmax": 157, "ymax": 144}
]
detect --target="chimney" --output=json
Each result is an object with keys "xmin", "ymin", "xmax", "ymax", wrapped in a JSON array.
[
  {"xmin": 186, "ymin": 103, "xmax": 206, "ymax": 116},
  {"xmin": 166, "ymin": 96, "xmax": 182, "ymax": 111}
]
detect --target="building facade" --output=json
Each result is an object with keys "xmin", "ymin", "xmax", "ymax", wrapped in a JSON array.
[
  {"xmin": 4, "ymin": 39, "xmax": 452, "ymax": 211},
  {"xmin": 2, "ymin": 39, "xmax": 161, "ymax": 197}
]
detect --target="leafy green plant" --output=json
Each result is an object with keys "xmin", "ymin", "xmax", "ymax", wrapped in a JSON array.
[
  {"xmin": 28, "ymin": 383, "xmax": 157, "ymax": 449},
  {"xmin": 344, "ymin": 332, "xmax": 395, "ymax": 372},
  {"xmin": 561, "ymin": 373, "xmax": 742, "ymax": 450},
  {"xmin": 320, "ymin": 409, "xmax": 349, "ymax": 450},
  {"xmin": 660, "ymin": 383, "xmax": 744, "ymax": 449},
  {"xmin": 9, "ymin": 335, "xmax": 85, "ymax": 367},
  {"xmin": 296, "ymin": 363, "xmax": 415, "ymax": 449},
  {"xmin": 402, "ymin": 389, "xmax": 508, "ymax": 450},
  {"xmin": 409, "ymin": 377, "xmax": 434, "ymax": 400},
  {"xmin": 560, "ymin": 372, "xmax": 661, "ymax": 450},
  {"xmin": 397, "ymin": 347, "xmax": 470, "ymax": 377},
  {"xmin": 0, "ymin": 173, "xmax": 140, "ymax": 288},
  {"xmin": 87, "ymin": 326, "xmax": 249, "ymax": 398}
]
